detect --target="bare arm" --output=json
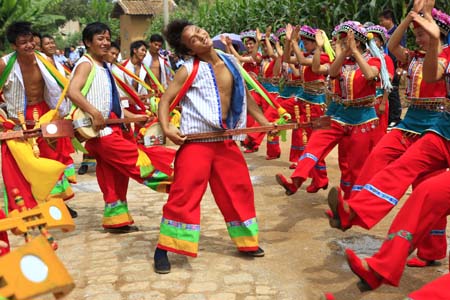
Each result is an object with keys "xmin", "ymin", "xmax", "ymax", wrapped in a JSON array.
[
  {"xmin": 67, "ymin": 62, "xmax": 106, "ymax": 131},
  {"xmin": 226, "ymin": 37, "xmax": 255, "ymax": 63},
  {"xmin": 311, "ymin": 31, "xmax": 330, "ymax": 75},
  {"xmin": 348, "ymin": 31, "xmax": 379, "ymax": 80},
  {"xmin": 329, "ymin": 40, "xmax": 347, "ymax": 78},
  {"xmin": 264, "ymin": 26, "xmax": 276, "ymax": 59},
  {"xmin": 0, "ymin": 59, "xmax": 5, "ymax": 77},
  {"xmin": 158, "ymin": 65, "xmax": 188, "ymax": 145},
  {"xmin": 415, "ymin": 0, "xmax": 445, "ymax": 82},
  {"xmin": 282, "ymin": 24, "xmax": 300, "ymax": 64},
  {"xmin": 387, "ymin": 13, "xmax": 414, "ymax": 64}
]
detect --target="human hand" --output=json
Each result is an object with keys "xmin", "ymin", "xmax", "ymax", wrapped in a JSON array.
[{"xmin": 164, "ymin": 123, "xmax": 186, "ymax": 145}]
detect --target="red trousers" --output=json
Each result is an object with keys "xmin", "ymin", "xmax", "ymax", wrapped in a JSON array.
[
  {"xmin": 0, "ymin": 210, "xmax": 9, "ymax": 256},
  {"xmin": 244, "ymin": 91, "xmax": 280, "ymax": 158},
  {"xmin": 291, "ymin": 120, "xmax": 373, "ymax": 189},
  {"xmin": 349, "ymin": 132, "xmax": 450, "ymax": 229},
  {"xmin": 371, "ymin": 98, "xmax": 388, "ymax": 148},
  {"xmin": 280, "ymin": 97, "xmax": 328, "ymax": 185},
  {"xmin": 2, "ymin": 102, "xmax": 74, "ymax": 210},
  {"xmin": 408, "ymin": 273, "xmax": 450, "ymax": 299},
  {"xmin": 348, "ymin": 129, "xmax": 447, "ymax": 260},
  {"xmin": 159, "ymin": 141, "xmax": 259, "ymax": 256},
  {"xmin": 366, "ymin": 172, "xmax": 450, "ymax": 287},
  {"xmin": 85, "ymin": 126, "xmax": 175, "ymax": 203},
  {"xmin": 350, "ymin": 129, "xmax": 419, "ymax": 197}
]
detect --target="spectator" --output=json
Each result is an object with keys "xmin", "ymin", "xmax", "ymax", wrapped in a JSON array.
[{"xmin": 379, "ymin": 9, "xmax": 406, "ymax": 128}]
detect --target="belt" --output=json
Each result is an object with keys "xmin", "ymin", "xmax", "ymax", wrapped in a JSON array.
[
  {"xmin": 407, "ymin": 98, "xmax": 448, "ymax": 112},
  {"xmin": 334, "ymin": 96, "xmax": 375, "ymax": 107}
]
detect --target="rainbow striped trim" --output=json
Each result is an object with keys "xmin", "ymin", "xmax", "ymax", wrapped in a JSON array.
[
  {"xmin": 102, "ymin": 200, "xmax": 134, "ymax": 228},
  {"xmin": 226, "ymin": 217, "xmax": 259, "ymax": 251},
  {"xmin": 158, "ymin": 218, "xmax": 201, "ymax": 257}
]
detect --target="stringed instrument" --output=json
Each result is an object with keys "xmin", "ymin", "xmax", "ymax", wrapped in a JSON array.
[
  {"xmin": 185, "ymin": 116, "xmax": 331, "ymax": 141},
  {"xmin": 0, "ymin": 235, "xmax": 75, "ymax": 300},
  {"xmin": 0, "ymin": 120, "xmax": 74, "ymax": 141},
  {"xmin": 0, "ymin": 189, "xmax": 76, "ymax": 299},
  {"xmin": 72, "ymin": 108, "xmax": 149, "ymax": 141}
]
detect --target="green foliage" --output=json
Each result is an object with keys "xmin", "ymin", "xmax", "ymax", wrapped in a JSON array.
[{"xmin": 0, "ymin": 0, "xmax": 65, "ymax": 50}]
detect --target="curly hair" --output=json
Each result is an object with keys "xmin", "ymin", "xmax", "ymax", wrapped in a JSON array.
[
  {"xmin": 163, "ymin": 19, "xmax": 193, "ymax": 56},
  {"xmin": 6, "ymin": 21, "xmax": 33, "ymax": 44}
]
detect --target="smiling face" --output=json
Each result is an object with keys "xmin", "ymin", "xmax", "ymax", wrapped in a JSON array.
[
  {"xmin": 413, "ymin": 26, "xmax": 430, "ymax": 51},
  {"xmin": 12, "ymin": 34, "xmax": 36, "ymax": 57},
  {"xmin": 181, "ymin": 25, "xmax": 213, "ymax": 55},
  {"xmin": 41, "ymin": 37, "xmax": 56, "ymax": 56},
  {"xmin": 245, "ymin": 38, "xmax": 256, "ymax": 53},
  {"xmin": 133, "ymin": 45, "xmax": 147, "ymax": 61},
  {"xmin": 85, "ymin": 31, "xmax": 111, "ymax": 58}
]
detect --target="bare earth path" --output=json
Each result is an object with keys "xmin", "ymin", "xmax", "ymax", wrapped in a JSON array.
[{"xmin": 6, "ymin": 132, "xmax": 448, "ymax": 300}]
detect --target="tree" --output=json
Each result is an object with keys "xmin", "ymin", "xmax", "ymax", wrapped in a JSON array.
[{"xmin": 0, "ymin": 0, "xmax": 64, "ymax": 50}]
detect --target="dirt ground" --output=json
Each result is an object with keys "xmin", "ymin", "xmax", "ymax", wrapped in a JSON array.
[{"xmin": 3, "ymin": 129, "xmax": 449, "ymax": 300}]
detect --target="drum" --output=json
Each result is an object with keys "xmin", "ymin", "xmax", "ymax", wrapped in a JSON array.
[{"xmin": 143, "ymin": 121, "xmax": 166, "ymax": 146}]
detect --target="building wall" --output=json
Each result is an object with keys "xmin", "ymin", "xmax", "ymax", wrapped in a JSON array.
[{"xmin": 120, "ymin": 15, "xmax": 152, "ymax": 59}]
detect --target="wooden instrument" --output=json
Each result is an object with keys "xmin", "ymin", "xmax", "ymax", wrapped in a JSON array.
[
  {"xmin": 0, "ymin": 197, "xmax": 75, "ymax": 236},
  {"xmin": 0, "ymin": 235, "xmax": 75, "ymax": 300},
  {"xmin": 72, "ymin": 108, "xmax": 148, "ymax": 141},
  {"xmin": 185, "ymin": 116, "xmax": 331, "ymax": 141},
  {"xmin": 302, "ymin": 104, "xmax": 311, "ymax": 145},
  {"xmin": 142, "ymin": 121, "xmax": 166, "ymax": 146},
  {"xmin": 0, "ymin": 120, "xmax": 74, "ymax": 142}
]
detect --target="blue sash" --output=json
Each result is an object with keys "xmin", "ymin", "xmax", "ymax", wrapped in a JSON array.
[{"xmin": 217, "ymin": 52, "xmax": 245, "ymax": 129}]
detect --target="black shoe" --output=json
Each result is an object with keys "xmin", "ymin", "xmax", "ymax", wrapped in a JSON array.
[
  {"xmin": 65, "ymin": 204, "xmax": 78, "ymax": 218},
  {"xmin": 78, "ymin": 165, "xmax": 88, "ymax": 175},
  {"xmin": 154, "ymin": 250, "xmax": 171, "ymax": 274},
  {"xmin": 104, "ymin": 225, "xmax": 139, "ymax": 234},
  {"xmin": 240, "ymin": 247, "xmax": 265, "ymax": 257}
]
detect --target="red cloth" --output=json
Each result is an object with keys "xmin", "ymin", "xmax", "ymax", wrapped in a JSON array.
[
  {"xmin": 85, "ymin": 125, "xmax": 175, "ymax": 203},
  {"xmin": 349, "ymin": 132, "xmax": 450, "ymax": 230},
  {"xmin": 161, "ymin": 140, "xmax": 257, "ymax": 228},
  {"xmin": 350, "ymin": 129, "xmax": 419, "ymax": 201},
  {"xmin": 302, "ymin": 53, "xmax": 330, "ymax": 82},
  {"xmin": 291, "ymin": 120, "xmax": 374, "ymax": 188},
  {"xmin": 338, "ymin": 57, "xmax": 381, "ymax": 99},
  {"xmin": 0, "ymin": 210, "xmax": 10, "ymax": 256},
  {"xmin": 405, "ymin": 50, "xmax": 447, "ymax": 98},
  {"xmin": 242, "ymin": 53, "xmax": 261, "ymax": 76},
  {"xmin": 408, "ymin": 273, "xmax": 450, "ymax": 299},
  {"xmin": 365, "ymin": 172, "xmax": 450, "ymax": 287}
]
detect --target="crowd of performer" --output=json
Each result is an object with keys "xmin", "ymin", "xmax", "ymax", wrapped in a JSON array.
[{"xmin": 0, "ymin": 0, "xmax": 449, "ymax": 298}]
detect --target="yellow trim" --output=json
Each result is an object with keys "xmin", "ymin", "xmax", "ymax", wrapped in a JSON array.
[
  {"xmin": 102, "ymin": 212, "xmax": 133, "ymax": 227},
  {"xmin": 231, "ymin": 235, "xmax": 259, "ymax": 248},
  {"xmin": 158, "ymin": 234, "xmax": 198, "ymax": 254}
]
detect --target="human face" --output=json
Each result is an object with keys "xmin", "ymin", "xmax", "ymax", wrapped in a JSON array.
[
  {"xmin": 372, "ymin": 34, "xmax": 383, "ymax": 49},
  {"xmin": 303, "ymin": 39, "xmax": 316, "ymax": 53},
  {"xmin": 33, "ymin": 36, "xmax": 41, "ymax": 51},
  {"xmin": 86, "ymin": 31, "xmax": 111, "ymax": 58},
  {"xmin": 105, "ymin": 47, "xmax": 120, "ymax": 64},
  {"xmin": 133, "ymin": 45, "xmax": 147, "ymax": 61},
  {"xmin": 149, "ymin": 41, "xmax": 163, "ymax": 54},
  {"xmin": 41, "ymin": 37, "xmax": 56, "ymax": 56},
  {"xmin": 12, "ymin": 34, "xmax": 35, "ymax": 57},
  {"xmin": 181, "ymin": 25, "xmax": 212, "ymax": 55},
  {"xmin": 379, "ymin": 17, "xmax": 392, "ymax": 29},
  {"xmin": 245, "ymin": 39, "xmax": 256, "ymax": 52},
  {"xmin": 413, "ymin": 27, "xmax": 430, "ymax": 51}
]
